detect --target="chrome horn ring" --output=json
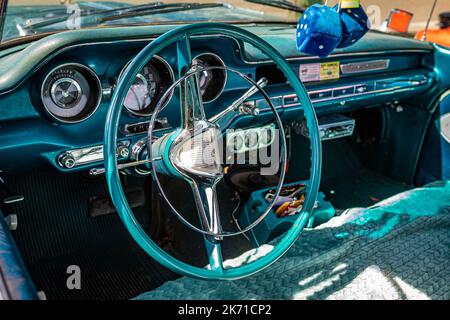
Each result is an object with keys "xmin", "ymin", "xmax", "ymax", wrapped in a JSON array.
[{"xmin": 147, "ymin": 65, "xmax": 288, "ymax": 238}]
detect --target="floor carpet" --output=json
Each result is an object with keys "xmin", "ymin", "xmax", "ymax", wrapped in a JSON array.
[{"xmin": 5, "ymin": 172, "xmax": 179, "ymax": 300}]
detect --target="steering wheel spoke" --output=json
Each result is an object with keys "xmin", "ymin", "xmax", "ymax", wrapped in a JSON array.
[
  {"xmin": 189, "ymin": 179, "xmax": 223, "ymax": 238},
  {"xmin": 189, "ymin": 179, "xmax": 224, "ymax": 272},
  {"xmin": 205, "ymin": 241, "xmax": 224, "ymax": 272},
  {"xmin": 177, "ymin": 34, "xmax": 206, "ymax": 129},
  {"xmin": 181, "ymin": 71, "xmax": 206, "ymax": 128}
]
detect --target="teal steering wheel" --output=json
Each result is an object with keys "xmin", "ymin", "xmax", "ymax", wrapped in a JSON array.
[{"xmin": 104, "ymin": 23, "xmax": 322, "ymax": 280}]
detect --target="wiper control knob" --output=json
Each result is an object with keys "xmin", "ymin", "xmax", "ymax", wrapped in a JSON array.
[{"xmin": 60, "ymin": 153, "xmax": 76, "ymax": 169}]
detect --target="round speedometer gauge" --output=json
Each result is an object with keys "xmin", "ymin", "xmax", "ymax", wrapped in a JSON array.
[
  {"xmin": 120, "ymin": 56, "xmax": 174, "ymax": 117},
  {"xmin": 124, "ymin": 65, "xmax": 159, "ymax": 113}
]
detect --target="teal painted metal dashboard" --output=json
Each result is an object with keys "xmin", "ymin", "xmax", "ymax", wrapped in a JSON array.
[{"xmin": 0, "ymin": 24, "xmax": 444, "ymax": 174}]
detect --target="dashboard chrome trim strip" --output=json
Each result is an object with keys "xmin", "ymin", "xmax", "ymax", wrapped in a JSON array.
[
  {"xmin": 57, "ymin": 141, "xmax": 130, "ymax": 169},
  {"xmin": 340, "ymin": 59, "xmax": 390, "ymax": 75},
  {"xmin": 281, "ymin": 75, "xmax": 431, "ymax": 107}
]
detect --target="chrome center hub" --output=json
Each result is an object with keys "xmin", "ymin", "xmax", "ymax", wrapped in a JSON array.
[{"xmin": 170, "ymin": 120, "xmax": 223, "ymax": 179}]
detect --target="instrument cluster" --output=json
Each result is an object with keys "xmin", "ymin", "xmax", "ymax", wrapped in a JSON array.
[
  {"xmin": 38, "ymin": 56, "xmax": 176, "ymax": 123},
  {"xmin": 38, "ymin": 51, "xmax": 228, "ymax": 124}
]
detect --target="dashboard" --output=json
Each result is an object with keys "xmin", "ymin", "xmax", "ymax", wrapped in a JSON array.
[{"xmin": 0, "ymin": 24, "xmax": 441, "ymax": 174}]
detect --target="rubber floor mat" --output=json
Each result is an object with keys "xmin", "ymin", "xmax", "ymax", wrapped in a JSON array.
[
  {"xmin": 137, "ymin": 183, "xmax": 450, "ymax": 300},
  {"xmin": 321, "ymin": 168, "xmax": 411, "ymax": 209},
  {"xmin": 5, "ymin": 172, "xmax": 178, "ymax": 300},
  {"xmin": 318, "ymin": 139, "xmax": 412, "ymax": 210}
]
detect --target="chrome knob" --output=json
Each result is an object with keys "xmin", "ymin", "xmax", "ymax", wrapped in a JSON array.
[
  {"xmin": 60, "ymin": 153, "xmax": 76, "ymax": 169},
  {"xmin": 117, "ymin": 145, "xmax": 130, "ymax": 158},
  {"xmin": 319, "ymin": 129, "xmax": 326, "ymax": 139}
]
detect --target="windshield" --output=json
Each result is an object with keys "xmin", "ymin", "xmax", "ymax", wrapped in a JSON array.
[{"xmin": 1, "ymin": 0, "xmax": 449, "ymax": 43}]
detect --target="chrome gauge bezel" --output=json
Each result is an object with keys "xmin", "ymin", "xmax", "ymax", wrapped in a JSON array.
[
  {"xmin": 119, "ymin": 55, "xmax": 175, "ymax": 117},
  {"xmin": 40, "ymin": 63, "xmax": 102, "ymax": 124},
  {"xmin": 191, "ymin": 52, "xmax": 227, "ymax": 103}
]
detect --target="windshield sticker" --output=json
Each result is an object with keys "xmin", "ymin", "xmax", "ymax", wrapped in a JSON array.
[
  {"xmin": 340, "ymin": 0, "xmax": 361, "ymax": 9},
  {"xmin": 299, "ymin": 62, "xmax": 340, "ymax": 83},
  {"xmin": 299, "ymin": 63, "xmax": 320, "ymax": 82},
  {"xmin": 320, "ymin": 62, "xmax": 341, "ymax": 81}
]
